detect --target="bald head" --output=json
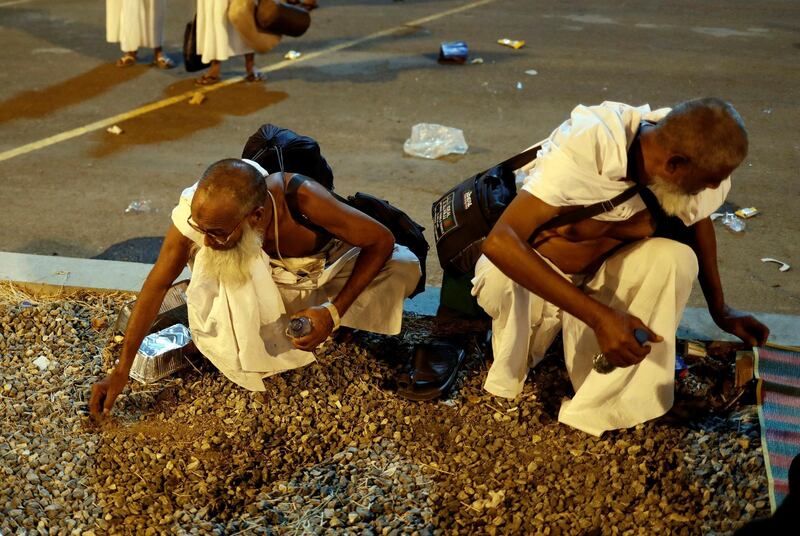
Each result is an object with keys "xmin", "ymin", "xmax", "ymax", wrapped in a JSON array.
[
  {"xmin": 654, "ymin": 97, "xmax": 748, "ymax": 177},
  {"xmin": 195, "ymin": 158, "xmax": 268, "ymax": 217}
]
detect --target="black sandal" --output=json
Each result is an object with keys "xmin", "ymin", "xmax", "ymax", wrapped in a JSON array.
[{"xmin": 396, "ymin": 340, "xmax": 466, "ymax": 401}]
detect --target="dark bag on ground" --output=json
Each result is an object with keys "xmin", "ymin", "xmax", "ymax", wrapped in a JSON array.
[
  {"xmin": 183, "ymin": 16, "xmax": 210, "ymax": 73},
  {"xmin": 242, "ymin": 124, "xmax": 334, "ymax": 190},
  {"xmin": 431, "ymin": 144, "xmax": 541, "ymax": 275}
]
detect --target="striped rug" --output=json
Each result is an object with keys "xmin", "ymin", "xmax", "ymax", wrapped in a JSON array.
[{"xmin": 754, "ymin": 345, "xmax": 800, "ymax": 511}]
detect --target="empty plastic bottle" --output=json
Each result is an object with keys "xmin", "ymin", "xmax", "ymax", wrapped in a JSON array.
[
  {"xmin": 286, "ymin": 317, "xmax": 313, "ymax": 339},
  {"xmin": 592, "ymin": 328, "xmax": 649, "ymax": 374}
]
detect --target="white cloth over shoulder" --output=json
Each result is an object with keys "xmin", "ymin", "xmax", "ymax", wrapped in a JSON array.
[
  {"xmin": 106, "ymin": 0, "xmax": 165, "ymax": 51},
  {"xmin": 171, "ymin": 181, "xmax": 315, "ymax": 392},
  {"xmin": 196, "ymin": 0, "xmax": 253, "ymax": 63},
  {"xmin": 518, "ymin": 101, "xmax": 731, "ymax": 226}
]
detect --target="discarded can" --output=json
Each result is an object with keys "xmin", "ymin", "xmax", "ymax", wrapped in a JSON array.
[
  {"xmin": 592, "ymin": 328, "xmax": 649, "ymax": 374},
  {"xmin": 734, "ymin": 207, "xmax": 759, "ymax": 219},
  {"xmin": 129, "ymin": 324, "xmax": 192, "ymax": 383},
  {"xmin": 286, "ymin": 317, "xmax": 313, "ymax": 339},
  {"xmin": 497, "ymin": 38, "xmax": 525, "ymax": 49},
  {"xmin": 438, "ymin": 41, "xmax": 469, "ymax": 64}
]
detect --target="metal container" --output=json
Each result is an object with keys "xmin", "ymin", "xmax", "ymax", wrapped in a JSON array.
[
  {"xmin": 129, "ymin": 324, "xmax": 193, "ymax": 384},
  {"xmin": 114, "ymin": 280, "xmax": 190, "ymax": 335}
]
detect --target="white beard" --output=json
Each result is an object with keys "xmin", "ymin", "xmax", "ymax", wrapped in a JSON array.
[
  {"xmin": 202, "ymin": 224, "xmax": 264, "ymax": 288},
  {"xmin": 648, "ymin": 176, "xmax": 696, "ymax": 217}
]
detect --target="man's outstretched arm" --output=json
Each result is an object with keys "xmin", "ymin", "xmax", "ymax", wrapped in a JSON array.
[
  {"xmin": 89, "ymin": 225, "xmax": 193, "ymax": 419},
  {"xmin": 690, "ymin": 217, "xmax": 769, "ymax": 346},
  {"xmin": 286, "ymin": 179, "xmax": 396, "ymax": 350},
  {"xmin": 483, "ymin": 190, "xmax": 661, "ymax": 367}
]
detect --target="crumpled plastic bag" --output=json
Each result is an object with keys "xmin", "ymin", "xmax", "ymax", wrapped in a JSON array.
[
  {"xmin": 125, "ymin": 199, "xmax": 153, "ymax": 214},
  {"xmin": 403, "ymin": 123, "xmax": 468, "ymax": 159},
  {"xmin": 721, "ymin": 212, "xmax": 745, "ymax": 232}
]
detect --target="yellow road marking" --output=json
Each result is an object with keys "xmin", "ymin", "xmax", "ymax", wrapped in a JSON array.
[
  {"xmin": 0, "ymin": 0, "xmax": 496, "ymax": 163},
  {"xmin": 0, "ymin": 0, "xmax": 34, "ymax": 7}
]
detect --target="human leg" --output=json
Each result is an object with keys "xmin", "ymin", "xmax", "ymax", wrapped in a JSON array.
[
  {"xmin": 115, "ymin": 51, "xmax": 138, "ymax": 67},
  {"xmin": 244, "ymin": 53, "xmax": 264, "ymax": 81},
  {"xmin": 152, "ymin": 47, "xmax": 175, "ymax": 69},
  {"xmin": 107, "ymin": 0, "xmax": 135, "ymax": 66},
  {"xmin": 471, "ymin": 254, "xmax": 564, "ymax": 399},
  {"xmin": 196, "ymin": 60, "xmax": 222, "ymax": 85},
  {"xmin": 558, "ymin": 238, "xmax": 699, "ymax": 435}
]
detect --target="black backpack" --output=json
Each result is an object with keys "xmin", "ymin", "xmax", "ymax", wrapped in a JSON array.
[
  {"xmin": 242, "ymin": 123, "xmax": 335, "ymax": 190},
  {"xmin": 240, "ymin": 123, "xmax": 428, "ymax": 297}
]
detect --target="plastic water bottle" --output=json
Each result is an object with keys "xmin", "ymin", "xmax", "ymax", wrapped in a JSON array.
[
  {"xmin": 592, "ymin": 328, "xmax": 649, "ymax": 374},
  {"xmin": 286, "ymin": 317, "xmax": 312, "ymax": 339}
]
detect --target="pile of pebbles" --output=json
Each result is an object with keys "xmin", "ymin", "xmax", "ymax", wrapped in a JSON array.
[{"xmin": 0, "ymin": 285, "xmax": 770, "ymax": 534}]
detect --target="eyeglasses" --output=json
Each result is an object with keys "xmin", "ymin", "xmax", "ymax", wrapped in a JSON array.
[{"xmin": 186, "ymin": 213, "xmax": 248, "ymax": 246}]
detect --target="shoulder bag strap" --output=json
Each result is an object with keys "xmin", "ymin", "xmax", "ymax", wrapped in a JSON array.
[
  {"xmin": 283, "ymin": 173, "xmax": 334, "ymax": 236},
  {"xmin": 500, "ymin": 143, "xmax": 543, "ymax": 171},
  {"xmin": 528, "ymin": 184, "xmax": 642, "ymax": 240}
]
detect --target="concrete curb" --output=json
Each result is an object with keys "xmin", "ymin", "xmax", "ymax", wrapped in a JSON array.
[
  {"xmin": 0, "ymin": 252, "xmax": 190, "ymax": 294},
  {"xmin": 3, "ymin": 252, "xmax": 798, "ymax": 345}
]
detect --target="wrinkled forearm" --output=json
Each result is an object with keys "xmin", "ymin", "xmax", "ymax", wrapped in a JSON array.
[
  {"xmin": 115, "ymin": 277, "xmax": 171, "ymax": 376},
  {"xmin": 331, "ymin": 238, "xmax": 394, "ymax": 316},
  {"xmin": 690, "ymin": 218, "xmax": 726, "ymax": 317}
]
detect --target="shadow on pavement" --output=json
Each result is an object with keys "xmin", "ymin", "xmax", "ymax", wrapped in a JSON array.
[{"xmin": 93, "ymin": 237, "xmax": 164, "ymax": 264}]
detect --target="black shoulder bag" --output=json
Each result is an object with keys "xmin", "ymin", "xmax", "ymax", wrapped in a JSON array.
[{"xmin": 431, "ymin": 144, "xmax": 542, "ymax": 275}]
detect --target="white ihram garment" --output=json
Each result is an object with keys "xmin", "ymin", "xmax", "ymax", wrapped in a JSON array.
[
  {"xmin": 106, "ymin": 0, "xmax": 165, "ymax": 52},
  {"xmin": 196, "ymin": 0, "xmax": 253, "ymax": 63},
  {"xmin": 472, "ymin": 102, "xmax": 730, "ymax": 436},
  {"xmin": 473, "ymin": 240, "xmax": 698, "ymax": 437},
  {"xmin": 170, "ymin": 164, "xmax": 421, "ymax": 392}
]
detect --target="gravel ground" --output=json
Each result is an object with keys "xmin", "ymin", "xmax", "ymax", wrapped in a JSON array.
[{"xmin": 0, "ymin": 284, "xmax": 771, "ymax": 535}]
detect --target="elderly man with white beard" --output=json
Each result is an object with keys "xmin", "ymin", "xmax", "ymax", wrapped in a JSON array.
[
  {"xmin": 471, "ymin": 98, "xmax": 770, "ymax": 436},
  {"xmin": 90, "ymin": 159, "xmax": 420, "ymax": 417}
]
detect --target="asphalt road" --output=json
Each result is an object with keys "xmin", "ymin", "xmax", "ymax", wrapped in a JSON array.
[{"xmin": 0, "ymin": 0, "xmax": 798, "ymax": 315}]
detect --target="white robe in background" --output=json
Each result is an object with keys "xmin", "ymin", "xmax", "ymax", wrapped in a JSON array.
[
  {"xmin": 106, "ymin": 0, "xmax": 165, "ymax": 52},
  {"xmin": 170, "ymin": 162, "xmax": 421, "ymax": 391},
  {"xmin": 473, "ymin": 101, "xmax": 732, "ymax": 436},
  {"xmin": 196, "ymin": 0, "xmax": 253, "ymax": 63}
]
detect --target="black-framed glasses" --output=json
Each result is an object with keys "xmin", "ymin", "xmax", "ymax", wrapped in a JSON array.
[{"xmin": 186, "ymin": 214, "xmax": 248, "ymax": 246}]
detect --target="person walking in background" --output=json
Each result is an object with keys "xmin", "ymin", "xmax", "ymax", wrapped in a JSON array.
[
  {"xmin": 195, "ymin": 0, "xmax": 318, "ymax": 86},
  {"xmin": 195, "ymin": 0, "xmax": 270, "ymax": 85},
  {"xmin": 106, "ymin": 0, "xmax": 175, "ymax": 69}
]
